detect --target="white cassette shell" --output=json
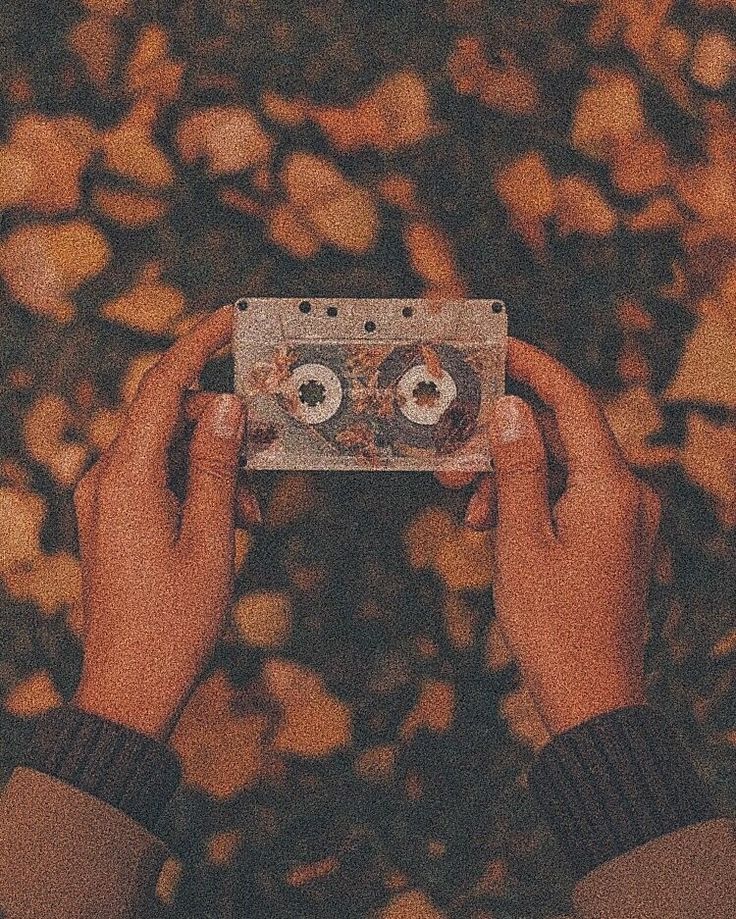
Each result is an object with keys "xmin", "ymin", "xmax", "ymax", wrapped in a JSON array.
[
  {"xmin": 396, "ymin": 364, "xmax": 458, "ymax": 425},
  {"xmin": 232, "ymin": 297, "xmax": 508, "ymax": 472}
]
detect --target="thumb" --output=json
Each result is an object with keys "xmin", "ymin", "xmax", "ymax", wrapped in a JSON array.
[
  {"xmin": 489, "ymin": 395, "xmax": 554, "ymax": 548},
  {"xmin": 179, "ymin": 394, "xmax": 246, "ymax": 554}
]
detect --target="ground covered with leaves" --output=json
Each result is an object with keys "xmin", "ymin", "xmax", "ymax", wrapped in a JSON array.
[{"xmin": 0, "ymin": 1, "xmax": 735, "ymax": 917}]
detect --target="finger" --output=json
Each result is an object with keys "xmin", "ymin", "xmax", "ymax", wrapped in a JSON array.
[
  {"xmin": 487, "ymin": 395, "xmax": 554, "ymax": 548},
  {"xmin": 179, "ymin": 394, "xmax": 246, "ymax": 555},
  {"xmin": 183, "ymin": 390, "xmax": 219, "ymax": 424},
  {"xmin": 435, "ymin": 470, "xmax": 477, "ymax": 489},
  {"xmin": 464, "ymin": 473, "xmax": 497, "ymax": 530},
  {"xmin": 110, "ymin": 306, "xmax": 235, "ymax": 487},
  {"xmin": 507, "ymin": 337, "xmax": 628, "ymax": 486}
]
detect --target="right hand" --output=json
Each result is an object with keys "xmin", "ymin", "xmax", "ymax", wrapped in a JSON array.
[{"xmin": 438, "ymin": 337, "xmax": 662, "ymax": 735}]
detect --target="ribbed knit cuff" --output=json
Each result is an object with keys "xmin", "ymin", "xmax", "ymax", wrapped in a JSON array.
[
  {"xmin": 19, "ymin": 706, "xmax": 182, "ymax": 836},
  {"xmin": 528, "ymin": 704, "xmax": 718, "ymax": 882}
]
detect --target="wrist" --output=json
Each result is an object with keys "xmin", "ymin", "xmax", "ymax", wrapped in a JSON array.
[
  {"xmin": 530, "ymin": 683, "xmax": 648, "ymax": 737},
  {"xmin": 72, "ymin": 681, "xmax": 181, "ymax": 741}
]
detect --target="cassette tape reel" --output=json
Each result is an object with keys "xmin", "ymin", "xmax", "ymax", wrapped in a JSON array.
[{"xmin": 232, "ymin": 298, "xmax": 508, "ymax": 472}]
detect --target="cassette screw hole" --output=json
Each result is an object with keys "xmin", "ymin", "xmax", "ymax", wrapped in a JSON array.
[
  {"xmin": 492, "ymin": 302, "xmax": 503, "ymax": 313},
  {"xmin": 299, "ymin": 380, "xmax": 326, "ymax": 408},
  {"xmin": 235, "ymin": 298, "xmax": 248, "ymax": 311},
  {"xmin": 413, "ymin": 380, "xmax": 440, "ymax": 407},
  {"xmin": 327, "ymin": 306, "xmax": 338, "ymax": 317},
  {"xmin": 402, "ymin": 306, "xmax": 413, "ymax": 318},
  {"xmin": 364, "ymin": 321, "xmax": 376, "ymax": 333},
  {"xmin": 299, "ymin": 301, "xmax": 312, "ymax": 314}
]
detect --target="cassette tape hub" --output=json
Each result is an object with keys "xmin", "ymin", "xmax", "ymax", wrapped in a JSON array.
[{"xmin": 233, "ymin": 298, "xmax": 508, "ymax": 472}]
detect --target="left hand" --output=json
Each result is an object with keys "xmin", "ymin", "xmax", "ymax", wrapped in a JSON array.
[{"xmin": 72, "ymin": 305, "xmax": 259, "ymax": 740}]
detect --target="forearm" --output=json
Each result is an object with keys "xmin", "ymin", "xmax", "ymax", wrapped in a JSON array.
[
  {"xmin": 528, "ymin": 704, "xmax": 720, "ymax": 881},
  {"xmin": 0, "ymin": 706, "xmax": 181, "ymax": 919}
]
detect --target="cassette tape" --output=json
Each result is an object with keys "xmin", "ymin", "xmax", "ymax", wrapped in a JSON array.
[{"xmin": 232, "ymin": 298, "xmax": 508, "ymax": 472}]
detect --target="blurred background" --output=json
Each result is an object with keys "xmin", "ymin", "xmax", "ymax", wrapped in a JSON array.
[{"xmin": 1, "ymin": 1, "xmax": 735, "ymax": 916}]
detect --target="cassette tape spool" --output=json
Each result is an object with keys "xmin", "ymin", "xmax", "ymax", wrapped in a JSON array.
[{"xmin": 232, "ymin": 298, "xmax": 508, "ymax": 472}]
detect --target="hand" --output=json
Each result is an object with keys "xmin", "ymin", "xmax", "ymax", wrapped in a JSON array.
[
  {"xmin": 72, "ymin": 306, "xmax": 259, "ymax": 740},
  {"xmin": 439, "ymin": 337, "xmax": 662, "ymax": 735}
]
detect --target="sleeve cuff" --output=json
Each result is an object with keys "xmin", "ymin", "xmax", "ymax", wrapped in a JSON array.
[
  {"xmin": 19, "ymin": 705, "xmax": 182, "ymax": 836},
  {"xmin": 527, "ymin": 704, "xmax": 718, "ymax": 882}
]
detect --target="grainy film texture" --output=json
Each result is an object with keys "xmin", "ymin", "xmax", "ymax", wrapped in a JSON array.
[{"xmin": 0, "ymin": 1, "xmax": 735, "ymax": 918}]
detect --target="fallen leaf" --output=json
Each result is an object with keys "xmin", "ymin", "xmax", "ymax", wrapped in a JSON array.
[
  {"xmin": 279, "ymin": 153, "xmax": 379, "ymax": 254},
  {"xmin": 264, "ymin": 473, "xmax": 321, "ymax": 527},
  {"xmin": 571, "ymin": 69, "xmax": 646, "ymax": 161},
  {"xmin": 610, "ymin": 133, "xmax": 671, "ymax": 196},
  {"xmin": 125, "ymin": 24, "xmax": 184, "ymax": 103},
  {"xmin": 5, "ymin": 671, "xmax": 63, "ymax": 717},
  {"xmin": 690, "ymin": 31, "xmax": 736, "ymax": 90},
  {"xmin": 602, "ymin": 385, "xmax": 677, "ymax": 467},
  {"xmin": 206, "ymin": 830, "xmax": 242, "ymax": 866},
  {"xmin": 176, "ymin": 107, "xmax": 274, "ymax": 174},
  {"xmin": 442, "ymin": 592, "xmax": 476, "ymax": 650},
  {"xmin": 402, "ymin": 506, "xmax": 458, "ymax": 570},
  {"xmin": 627, "ymin": 195, "xmax": 685, "ymax": 232},
  {"xmin": 354, "ymin": 745, "xmax": 397, "ymax": 783},
  {"xmin": 263, "ymin": 657, "xmax": 352, "ymax": 757},
  {"xmin": 377, "ymin": 174, "xmax": 421, "ymax": 213},
  {"xmin": 555, "ymin": 175, "xmax": 617, "ymax": 236},
  {"xmin": 495, "ymin": 151, "xmax": 556, "ymax": 254},
  {"xmin": 101, "ymin": 264, "xmax": 186, "ymax": 334},
  {"xmin": 0, "ymin": 487, "xmax": 47, "ymax": 576},
  {"xmin": 399, "ymin": 679, "xmax": 455, "ymax": 742},
  {"xmin": 267, "ymin": 204, "xmax": 321, "ymax": 259},
  {"xmin": 433, "ymin": 527, "xmax": 494, "ymax": 590},
  {"xmin": 102, "ymin": 101, "xmax": 175, "ymax": 188},
  {"xmin": 678, "ymin": 413, "xmax": 736, "ymax": 528},
  {"xmin": 308, "ymin": 71, "xmax": 438, "ymax": 153},
  {"xmin": 379, "ymin": 889, "xmax": 447, "ymax": 919},
  {"xmin": 83, "ymin": 0, "xmax": 131, "ymax": 13},
  {"xmin": 67, "ymin": 16, "xmax": 120, "ymax": 89},
  {"xmin": 286, "ymin": 856, "xmax": 339, "ymax": 887},
  {"xmin": 500, "ymin": 684, "xmax": 550, "ymax": 751},
  {"xmin": 0, "ymin": 221, "xmax": 110, "ymax": 323},
  {"xmin": 154, "ymin": 858, "xmax": 182, "ymax": 907},
  {"xmin": 4, "ymin": 552, "xmax": 82, "ymax": 616},
  {"xmin": 403, "ymin": 221, "xmax": 464, "ymax": 293},
  {"xmin": 22, "ymin": 394, "xmax": 89, "ymax": 487},
  {"xmin": 663, "ymin": 319, "xmax": 736, "ymax": 409},
  {"xmin": 0, "ymin": 115, "xmax": 96, "ymax": 213},
  {"xmin": 233, "ymin": 591, "xmax": 292, "ymax": 648},
  {"xmin": 447, "ymin": 37, "xmax": 540, "ymax": 116},
  {"xmin": 170, "ymin": 670, "xmax": 270, "ymax": 799},
  {"xmin": 260, "ymin": 90, "xmax": 308, "ymax": 128}
]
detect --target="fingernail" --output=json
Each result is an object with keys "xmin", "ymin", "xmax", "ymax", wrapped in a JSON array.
[
  {"xmin": 208, "ymin": 394, "xmax": 245, "ymax": 439},
  {"xmin": 493, "ymin": 396, "xmax": 525, "ymax": 443}
]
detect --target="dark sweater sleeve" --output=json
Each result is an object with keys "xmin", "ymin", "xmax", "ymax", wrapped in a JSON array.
[
  {"xmin": 18, "ymin": 705, "xmax": 182, "ymax": 836},
  {"xmin": 527, "ymin": 703, "xmax": 719, "ymax": 883}
]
